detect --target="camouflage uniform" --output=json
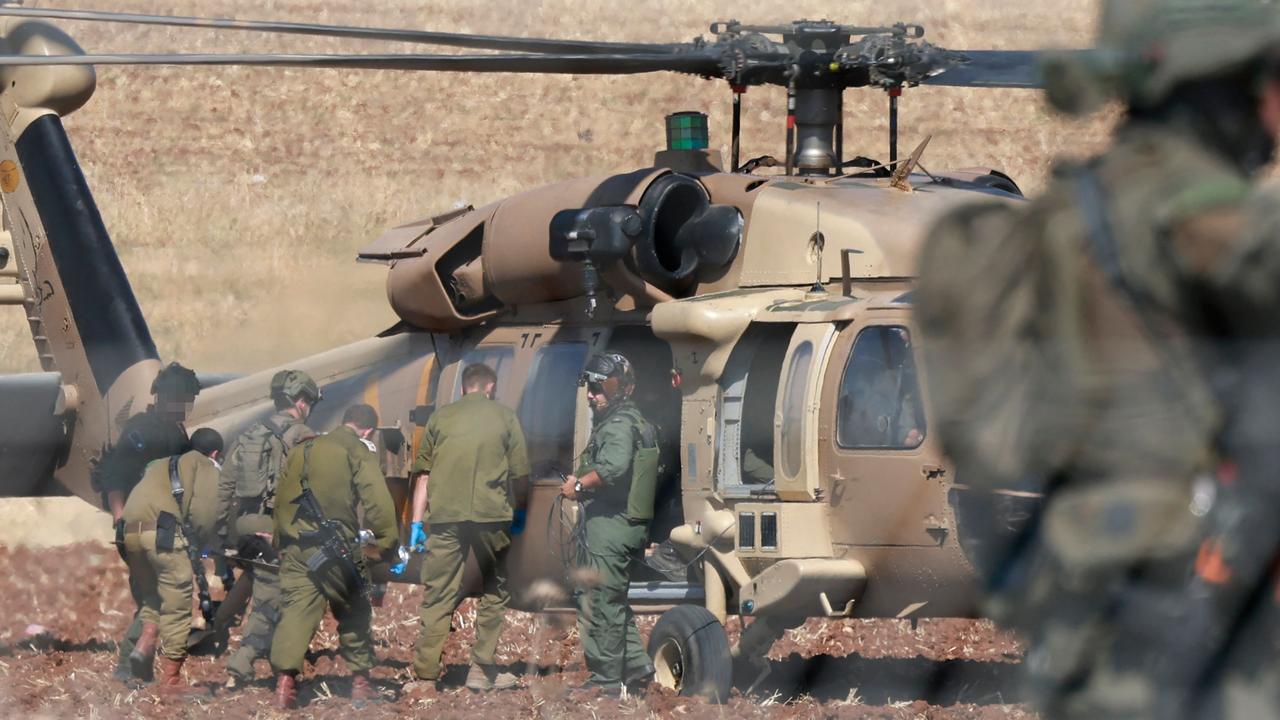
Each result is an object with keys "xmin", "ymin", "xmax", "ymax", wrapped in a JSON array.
[
  {"xmin": 268, "ymin": 425, "xmax": 398, "ymax": 676},
  {"xmin": 575, "ymin": 398, "xmax": 659, "ymax": 689},
  {"xmin": 220, "ymin": 410, "xmax": 314, "ymax": 683},
  {"xmin": 410, "ymin": 391, "xmax": 530, "ymax": 682},
  {"xmin": 918, "ymin": 2, "xmax": 1280, "ymax": 717},
  {"xmin": 120, "ymin": 450, "xmax": 223, "ymax": 662}
]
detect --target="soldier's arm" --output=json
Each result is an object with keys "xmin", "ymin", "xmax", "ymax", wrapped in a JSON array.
[
  {"xmin": 506, "ymin": 411, "xmax": 532, "ymax": 504},
  {"xmin": 353, "ymin": 446, "xmax": 399, "ymax": 556},
  {"xmin": 409, "ymin": 421, "xmax": 436, "ymax": 523},
  {"xmin": 577, "ymin": 419, "xmax": 633, "ymax": 491},
  {"xmin": 215, "ymin": 441, "xmax": 242, "ymax": 542}
]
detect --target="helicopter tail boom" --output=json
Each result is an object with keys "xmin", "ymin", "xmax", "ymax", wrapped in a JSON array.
[{"xmin": 0, "ymin": 20, "xmax": 162, "ymax": 500}]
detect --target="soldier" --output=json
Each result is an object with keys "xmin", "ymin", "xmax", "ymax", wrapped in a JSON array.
[
  {"xmin": 269, "ymin": 403, "xmax": 399, "ymax": 710},
  {"xmin": 916, "ymin": 1, "xmax": 1280, "ymax": 717},
  {"xmin": 219, "ymin": 369, "xmax": 319, "ymax": 689},
  {"xmin": 561, "ymin": 352, "xmax": 658, "ymax": 694},
  {"xmin": 408, "ymin": 362, "xmax": 530, "ymax": 692},
  {"xmin": 118, "ymin": 428, "xmax": 223, "ymax": 695},
  {"xmin": 96, "ymin": 361, "xmax": 201, "ymax": 682}
]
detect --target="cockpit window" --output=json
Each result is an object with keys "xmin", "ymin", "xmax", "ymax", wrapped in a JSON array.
[{"xmin": 837, "ymin": 326, "xmax": 925, "ymax": 450}]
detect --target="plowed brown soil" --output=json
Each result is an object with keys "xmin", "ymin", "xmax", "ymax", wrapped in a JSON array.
[{"xmin": 0, "ymin": 544, "xmax": 1033, "ymax": 718}]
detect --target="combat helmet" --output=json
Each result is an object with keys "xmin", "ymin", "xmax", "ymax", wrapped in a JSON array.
[
  {"xmin": 269, "ymin": 369, "xmax": 321, "ymax": 405},
  {"xmin": 1044, "ymin": 0, "xmax": 1280, "ymax": 114},
  {"xmin": 150, "ymin": 362, "xmax": 200, "ymax": 398},
  {"xmin": 581, "ymin": 352, "xmax": 636, "ymax": 401}
]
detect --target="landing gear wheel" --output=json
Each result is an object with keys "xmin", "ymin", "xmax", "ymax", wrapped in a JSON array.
[{"xmin": 647, "ymin": 605, "xmax": 732, "ymax": 702}]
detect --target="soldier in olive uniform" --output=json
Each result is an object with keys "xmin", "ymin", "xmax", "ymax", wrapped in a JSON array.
[
  {"xmin": 561, "ymin": 352, "xmax": 658, "ymax": 693},
  {"xmin": 119, "ymin": 428, "xmax": 223, "ymax": 695},
  {"xmin": 917, "ymin": 1, "xmax": 1280, "ymax": 717},
  {"xmin": 219, "ymin": 369, "xmax": 319, "ymax": 688},
  {"xmin": 408, "ymin": 362, "xmax": 530, "ymax": 691},
  {"xmin": 96, "ymin": 362, "xmax": 201, "ymax": 682},
  {"xmin": 269, "ymin": 404, "xmax": 398, "ymax": 710}
]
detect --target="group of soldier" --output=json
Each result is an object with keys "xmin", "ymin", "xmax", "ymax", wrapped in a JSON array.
[
  {"xmin": 94, "ymin": 349, "xmax": 656, "ymax": 710},
  {"xmin": 86, "ymin": 0, "xmax": 1280, "ymax": 715}
]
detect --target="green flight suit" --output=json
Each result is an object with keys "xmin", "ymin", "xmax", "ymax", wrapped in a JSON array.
[
  {"xmin": 575, "ymin": 400, "xmax": 656, "ymax": 688},
  {"xmin": 268, "ymin": 426, "xmax": 398, "ymax": 675},
  {"xmin": 97, "ymin": 408, "xmax": 190, "ymax": 670},
  {"xmin": 221, "ymin": 412, "xmax": 313, "ymax": 681},
  {"xmin": 410, "ymin": 391, "xmax": 530, "ymax": 681},
  {"xmin": 920, "ymin": 120, "xmax": 1280, "ymax": 718},
  {"xmin": 120, "ymin": 450, "xmax": 223, "ymax": 661}
]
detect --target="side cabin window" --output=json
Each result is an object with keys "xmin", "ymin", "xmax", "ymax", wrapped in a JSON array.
[
  {"xmin": 452, "ymin": 345, "xmax": 515, "ymax": 403},
  {"xmin": 517, "ymin": 342, "xmax": 588, "ymax": 472},
  {"xmin": 780, "ymin": 340, "xmax": 814, "ymax": 477},
  {"xmin": 836, "ymin": 326, "xmax": 925, "ymax": 450}
]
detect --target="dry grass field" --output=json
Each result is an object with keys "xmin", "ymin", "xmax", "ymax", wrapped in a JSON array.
[{"xmin": 0, "ymin": 0, "xmax": 1107, "ymax": 374}]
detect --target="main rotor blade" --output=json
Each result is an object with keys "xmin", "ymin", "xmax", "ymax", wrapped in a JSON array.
[
  {"xmin": 0, "ymin": 52, "xmax": 724, "ymax": 75},
  {"xmin": 0, "ymin": 6, "xmax": 686, "ymax": 56},
  {"xmin": 921, "ymin": 50, "xmax": 1044, "ymax": 89}
]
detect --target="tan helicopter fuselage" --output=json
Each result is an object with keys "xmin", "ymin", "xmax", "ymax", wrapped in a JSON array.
[{"xmin": 0, "ymin": 18, "xmax": 1024, "ymax": 628}]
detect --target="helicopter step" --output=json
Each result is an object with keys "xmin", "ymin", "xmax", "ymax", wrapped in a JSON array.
[{"xmin": 627, "ymin": 581, "xmax": 706, "ymax": 605}]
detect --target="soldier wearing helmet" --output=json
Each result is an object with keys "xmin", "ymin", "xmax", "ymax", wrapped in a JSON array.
[
  {"xmin": 562, "ymin": 352, "xmax": 659, "ymax": 694},
  {"xmin": 219, "ymin": 368, "xmax": 319, "ymax": 689},
  {"xmin": 94, "ymin": 361, "xmax": 201, "ymax": 683},
  {"xmin": 918, "ymin": 0, "xmax": 1280, "ymax": 717}
]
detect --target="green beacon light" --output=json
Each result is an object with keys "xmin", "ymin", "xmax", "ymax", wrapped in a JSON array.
[{"xmin": 666, "ymin": 111, "xmax": 709, "ymax": 151}]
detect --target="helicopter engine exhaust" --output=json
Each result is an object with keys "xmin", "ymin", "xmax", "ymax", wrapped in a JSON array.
[{"xmin": 382, "ymin": 170, "xmax": 743, "ymax": 332}]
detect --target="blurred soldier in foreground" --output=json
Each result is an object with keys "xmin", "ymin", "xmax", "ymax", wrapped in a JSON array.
[
  {"xmin": 119, "ymin": 428, "xmax": 223, "ymax": 696},
  {"xmin": 918, "ymin": 1, "xmax": 1280, "ymax": 717},
  {"xmin": 96, "ymin": 362, "xmax": 201, "ymax": 682},
  {"xmin": 269, "ymin": 404, "xmax": 398, "ymax": 710},
  {"xmin": 408, "ymin": 362, "xmax": 530, "ymax": 692},
  {"xmin": 219, "ymin": 369, "xmax": 319, "ymax": 688},
  {"xmin": 562, "ymin": 352, "xmax": 658, "ymax": 694}
]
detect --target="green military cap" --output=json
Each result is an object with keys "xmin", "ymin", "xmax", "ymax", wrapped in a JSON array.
[{"xmin": 1044, "ymin": 0, "xmax": 1280, "ymax": 114}]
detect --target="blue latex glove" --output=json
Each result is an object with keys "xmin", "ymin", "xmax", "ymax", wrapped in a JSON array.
[
  {"xmin": 510, "ymin": 508, "xmax": 527, "ymax": 536},
  {"xmin": 389, "ymin": 558, "xmax": 409, "ymax": 576},
  {"xmin": 410, "ymin": 521, "xmax": 427, "ymax": 553}
]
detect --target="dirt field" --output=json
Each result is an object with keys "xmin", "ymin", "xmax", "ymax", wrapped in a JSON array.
[{"xmin": 0, "ymin": 542, "xmax": 1032, "ymax": 719}]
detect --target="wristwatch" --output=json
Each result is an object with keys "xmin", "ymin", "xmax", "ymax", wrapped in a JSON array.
[{"xmin": 574, "ymin": 480, "xmax": 585, "ymax": 495}]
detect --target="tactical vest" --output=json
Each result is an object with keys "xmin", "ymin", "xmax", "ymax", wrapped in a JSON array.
[
  {"xmin": 230, "ymin": 417, "xmax": 289, "ymax": 516},
  {"xmin": 589, "ymin": 405, "xmax": 660, "ymax": 523}
]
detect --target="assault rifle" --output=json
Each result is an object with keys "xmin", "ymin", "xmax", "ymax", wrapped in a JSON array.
[
  {"xmin": 292, "ymin": 443, "xmax": 367, "ymax": 597},
  {"xmin": 168, "ymin": 455, "xmax": 216, "ymax": 623}
]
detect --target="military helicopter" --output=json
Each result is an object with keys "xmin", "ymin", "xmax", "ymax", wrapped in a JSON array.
[{"xmin": 0, "ymin": 6, "xmax": 1047, "ymax": 700}]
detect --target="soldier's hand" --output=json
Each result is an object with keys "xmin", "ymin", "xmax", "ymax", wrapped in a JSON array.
[
  {"xmin": 510, "ymin": 508, "xmax": 528, "ymax": 536},
  {"xmin": 561, "ymin": 476, "xmax": 579, "ymax": 501},
  {"xmin": 409, "ymin": 521, "xmax": 427, "ymax": 553}
]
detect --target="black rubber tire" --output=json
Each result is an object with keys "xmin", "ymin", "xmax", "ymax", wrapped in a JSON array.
[{"xmin": 647, "ymin": 604, "xmax": 732, "ymax": 702}]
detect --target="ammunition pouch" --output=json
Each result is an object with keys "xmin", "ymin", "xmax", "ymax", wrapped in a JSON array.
[{"xmin": 155, "ymin": 511, "xmax": 179, "ymax": 553}]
